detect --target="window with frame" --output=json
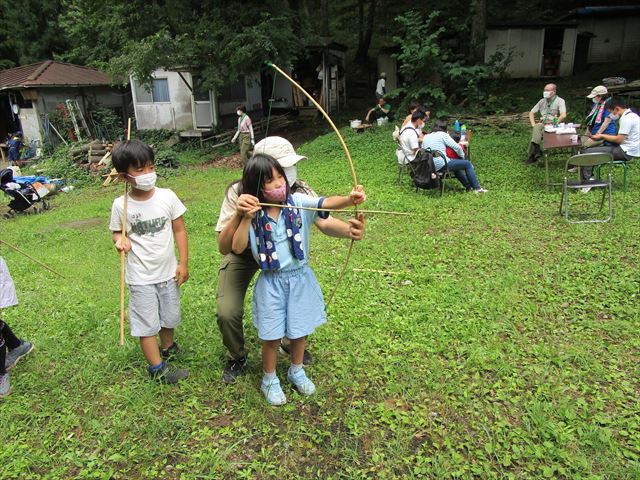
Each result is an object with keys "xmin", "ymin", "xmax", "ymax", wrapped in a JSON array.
[
  {"xmin": 134, "ymin": 78, "xmax": 170, "ymax": 103},
  {"xmin": 219, "ymin": 75, "xmax": 246, "ymax": 102}
]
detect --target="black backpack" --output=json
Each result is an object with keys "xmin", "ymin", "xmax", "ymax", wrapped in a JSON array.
[
  {"xmin": 410, "ymin": 150, "xmax": 439, "ymax": 190},
  {"xmin": 400, "ymin": 127, "xmax": 440, "ymax": 190}
]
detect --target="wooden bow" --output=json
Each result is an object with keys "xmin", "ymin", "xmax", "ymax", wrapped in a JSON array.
[{"xmin": 268, "ymin": 62, "xmax": 359, "ymax": 307}]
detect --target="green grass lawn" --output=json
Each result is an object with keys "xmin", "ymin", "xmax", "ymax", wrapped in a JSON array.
[{"xmin": 0, "ymin": 124, "xmax": 638, "ymax": 479}]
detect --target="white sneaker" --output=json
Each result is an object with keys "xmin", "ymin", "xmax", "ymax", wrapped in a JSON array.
[{"xmin": 474, "ymin": 188, "xmax": 488, "ymax": 194}]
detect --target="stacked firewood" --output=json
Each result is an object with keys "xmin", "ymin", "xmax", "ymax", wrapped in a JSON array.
[{"xmin": 69, "ymin": 141, "xmax": 114, "ymax": 171}]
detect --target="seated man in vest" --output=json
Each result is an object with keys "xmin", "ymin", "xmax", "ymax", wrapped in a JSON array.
[
  {"xmin": 579, "ymin": 96, "xmax": 640, "ymax": 189},
  {"xmin": 527, "ymin": 84, "xmax": 567, "ymax": 164}
]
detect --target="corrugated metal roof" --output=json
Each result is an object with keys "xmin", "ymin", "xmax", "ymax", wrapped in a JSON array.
[{"xmin": 0, "ymin": 60, "xmax": 113, "ymax": 90}]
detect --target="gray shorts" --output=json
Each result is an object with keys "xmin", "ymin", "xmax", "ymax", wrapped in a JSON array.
[{"xmin": 128, "ymin": 279, "xmax": 181, "ymax": 337}]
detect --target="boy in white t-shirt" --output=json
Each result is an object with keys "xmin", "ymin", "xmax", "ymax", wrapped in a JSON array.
[
  {"xmin": 109, "ymin": 140, "xmax": 190, "ymax": 384},
  {"xmin": 583, "ymin": 97, "xmax": 640, "ymax": 184},
  {"xmin": 398, "ymin": 110, "xmax": 426, "ymax": 164}
]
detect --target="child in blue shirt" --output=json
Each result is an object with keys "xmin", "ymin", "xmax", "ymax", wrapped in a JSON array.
[{"xmin": 231, "ymin": 154, "xmax": 366, "ymax": 405}]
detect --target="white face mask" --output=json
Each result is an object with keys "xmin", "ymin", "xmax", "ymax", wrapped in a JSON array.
[
  {"xmin": 609, "ymin": 113, "xmax": 619, "ymax": 121},
  {"xmin": 283, "ymin": 166, "xmax": 297, "ymax": 187},
  {"xmin": 543, "ymin": 91, "xmax": 553, "ymax": 99},
  {"xmin": 237, "ymin": 110, "xmax": 243, "ymax": 116},
  {"xmin": 129, "ymin": 172, "xmax": 157, "ymax": 191}
]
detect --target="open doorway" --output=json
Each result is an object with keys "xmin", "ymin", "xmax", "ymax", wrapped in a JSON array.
[
  {"xmin": 0, "ymin": 94, "xmax": 23, "ymax": 142},
  {"xmin": 542, "ymin": 27, "xmax": 565, "ymax": 77},
  {"xmin": 574, "ymin": 32, "xmax": 593, "ymax": 74}
]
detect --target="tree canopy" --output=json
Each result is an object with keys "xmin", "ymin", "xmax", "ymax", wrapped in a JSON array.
[
  {"xmin": 59, "ymin": 0, "xmax": 303, "ymax": 89},
  {"xmin": 0, "ymin": 0, "xmax": 632, "ymax": 101}
]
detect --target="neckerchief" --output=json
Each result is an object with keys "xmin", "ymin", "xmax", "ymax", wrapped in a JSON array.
[
  {"xmin": 586, "ymin": 98, "xmax": 610, "ymax": 127},
  {"xmin": 252, "ymin": 195, "xmax": 304, "ymax": 271}
]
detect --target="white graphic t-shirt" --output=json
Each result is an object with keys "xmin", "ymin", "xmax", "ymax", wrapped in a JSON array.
[
  {"xmin": 618, "ymin": 109, "xmax": 640, "ymax": 158},
  {"xmin": 110, "ymin": 188, "xmax": 186, "ymax": 285}
]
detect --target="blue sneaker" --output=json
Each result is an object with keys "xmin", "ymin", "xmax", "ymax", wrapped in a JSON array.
[
  {"xmin": 0, "ymin": 373, "xmax": 10, "ymax": 397},
  {"xmin": 287, "ymin": 367, "xmax": 316, "ymax": 395},
  {"xmin": 5, "ymin": 341, "xmax": 33, "ymax": 370},
  {"xmin": 261, "ymin": 376, "xmax": 287, "ymax": 406}
]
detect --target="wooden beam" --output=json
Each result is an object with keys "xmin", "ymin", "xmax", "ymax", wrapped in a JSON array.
[{"xmin": 177, "ymin": 72, "xmax": 193, "ymax": 92}]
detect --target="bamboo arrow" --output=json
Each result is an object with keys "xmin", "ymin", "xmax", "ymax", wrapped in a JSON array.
[
  {"xmin": 257, "ymin": 202, "xmax": 409, "ymax": 216},
  {"xmin": 0, "ymin": 239, "xmax": 65, "ymax": 279}
]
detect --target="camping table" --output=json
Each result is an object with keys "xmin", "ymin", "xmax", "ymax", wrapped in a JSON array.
[{"xmin": 543, "ymin": 126, "xmax": 581, "ymax": 188}]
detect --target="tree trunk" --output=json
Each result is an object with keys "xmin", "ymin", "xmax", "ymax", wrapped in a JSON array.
[
  {"xmin": 320, "ymin": 0, "xmax": 330, "ymax": 36},
  {"xmin": 470, "ymin": 0, "xmax": 487, "ymax": 64},
  {"xmin": 358, "ymin": 0, "xmax": 364, "ymax": 47},
  {"xmin": 355, "ymin": 0, "xmax": 376, "ymax": 66}
]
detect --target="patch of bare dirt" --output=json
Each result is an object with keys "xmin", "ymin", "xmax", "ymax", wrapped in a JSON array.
[
  {"xmin": 199, "ymin": 152, "xmax": 245, "ymax": 169},
  {"xmin": 60, "ymin": 218, "xmax": 103, "ymax": 230}
]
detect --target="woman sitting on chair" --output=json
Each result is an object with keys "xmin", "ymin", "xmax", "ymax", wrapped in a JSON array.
[{"xmin": 421, "ymin": 120, "xmax": 487, "ymax": 194}]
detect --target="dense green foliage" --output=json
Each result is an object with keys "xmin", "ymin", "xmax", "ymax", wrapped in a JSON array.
[
  {"xmin": 1, "ymin": 0, "xmax": 612, "ymax": 103},
  {"xmin": 0, "ymin": 0, "xmax": 67, "ymax": 68},
  {"xmin": 392, "ymin": 9, "xmax": 517, "ymax": 114},
  {"xmin": 0, "ymin": 124, "xmax": 638, "ymax": 478},
  {"xmin": 60, "ymin": 0, "xmax": 303, "ymax": 90}
]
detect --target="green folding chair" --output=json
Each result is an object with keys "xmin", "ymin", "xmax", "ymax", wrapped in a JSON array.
[
  {"xmin": 560, "ymin": 152, "xmax": 614, "ymax": 223},
  {"xmin": 594, "ymin": 158, "xmax": 631, "ymax": 193}
]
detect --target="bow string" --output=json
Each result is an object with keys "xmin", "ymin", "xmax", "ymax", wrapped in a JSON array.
[{"xmin": 267, "ymin": 62, "xmax": 359, "ymax": 307}]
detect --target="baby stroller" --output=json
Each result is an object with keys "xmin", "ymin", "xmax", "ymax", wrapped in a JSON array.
[{"xmin": 0, "ymin": 168, "xmax": 50, "ymax": 219}]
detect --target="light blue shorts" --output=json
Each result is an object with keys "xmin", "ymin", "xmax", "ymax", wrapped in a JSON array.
[
  {"xmin": 252, "ymin": 266, "xmax": 326, "ymax": 341},
  {"xmin": 128, "ymin": 279, "xmax": 181, "ymax": 337}
]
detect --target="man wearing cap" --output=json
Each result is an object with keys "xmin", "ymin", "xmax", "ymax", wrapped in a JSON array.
[
  {"xmin": 376, "ymin": 72, "xmax": 387, "ymax": 98},
  {"xmin": 526, "ymin": 84, "xmax": 567, "ymax": 164},
  {"xmin": 579, "ymin": 96, "xmax": 640, "ymax": 188},
  {"xmin": 582, "ymin": 85, "xmax": 615, "ymax": 148},
  {"xmin": 215, "ymin": 136, "xmax": 366, "ymax": 384}
]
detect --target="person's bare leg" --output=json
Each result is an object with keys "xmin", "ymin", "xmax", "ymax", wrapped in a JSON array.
[
  {"xmin": 289, "ymin": 337, "xmax": 305, "ymax": 366},
  {"xmin": 140, "ymin": 336, "xmax": 162, "ymax": 366},
  {"xmin": 262, "ymin": 340, "xmax": 280, "ymax": 373},
  {"xmin": 159, "ymin": 327, "xmax": 174, "ymax": 350},
  {"xmin": 287, "ymin": 336, "xmax": 315, "ymax": 394}
]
